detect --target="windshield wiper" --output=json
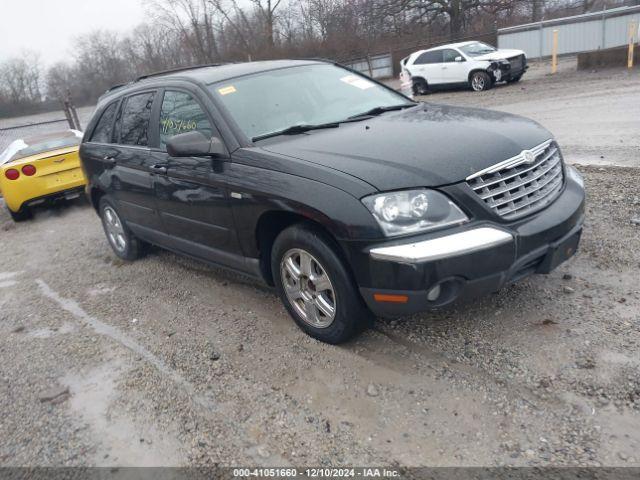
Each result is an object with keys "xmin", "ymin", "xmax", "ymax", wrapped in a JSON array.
[
  {"xmin": 252, "ymin": 122, "xmax": 340, "ymax": 142},
  {"xmin": 347, "ymin": 103, "xmax": 415, "ymax": 120}
]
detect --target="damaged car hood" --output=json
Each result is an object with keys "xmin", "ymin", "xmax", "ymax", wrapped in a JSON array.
[{"xmin": 260, "ymin": 103, "xmax": 552, "ymax": 191}]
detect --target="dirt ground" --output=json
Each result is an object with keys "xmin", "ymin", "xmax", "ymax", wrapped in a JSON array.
[{"xmin": 1, "ymin": 62, "xmax": 640, "ymax": 468}]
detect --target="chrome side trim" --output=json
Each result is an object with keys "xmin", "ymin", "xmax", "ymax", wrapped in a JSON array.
[
  {"xmin": 369, "ymin": 227, "xmax": 513, "ymax": 263},
  {"xmin": 466, "ymin": 139, "xmax": 553, "ymax": 181}
]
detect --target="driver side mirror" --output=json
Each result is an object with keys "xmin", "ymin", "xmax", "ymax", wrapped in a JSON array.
[
  {"xmin": 454, "ymin": 56, "xmax": 464, "ymax": 62},
  {"xmin": 166, "ymin": 131, "xmax": 226, "ymax": 157}
]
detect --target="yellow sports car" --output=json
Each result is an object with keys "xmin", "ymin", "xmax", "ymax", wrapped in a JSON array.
[{"xmin": 0, "ymin": 130, "xmax": 87, "ymax": 221}]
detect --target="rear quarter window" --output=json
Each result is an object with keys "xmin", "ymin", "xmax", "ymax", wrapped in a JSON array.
[
  {"xmin": 414, "ymin": 50, "xmax": 443, "ymax": 65},
  {"xmin": 90, "ymin": 102, "xmax": 119, "ymax": 143}
]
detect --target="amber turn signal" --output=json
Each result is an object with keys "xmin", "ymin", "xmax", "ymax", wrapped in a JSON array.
[{"xmin": 373, "ymin": 293, "xmax": 409, "ymax": 303}]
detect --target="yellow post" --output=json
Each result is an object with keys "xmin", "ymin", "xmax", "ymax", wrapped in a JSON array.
[
  {"xmin": 629, "ymin": 21, "xmax": 636, "ymax": 69},
  {"xmin": 551, "ymin": 29, "xmax": 558, "ymax": 74}
]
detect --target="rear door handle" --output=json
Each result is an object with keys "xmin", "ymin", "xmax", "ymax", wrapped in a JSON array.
[
  {"xmin": 150, "ymin": 164, "xmax": 168, "ymax": 174},
  {"xmin": 103, "ymin": 155, "xmax": 116, "ymax": 165}
]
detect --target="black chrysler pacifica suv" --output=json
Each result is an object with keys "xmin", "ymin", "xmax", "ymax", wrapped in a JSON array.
[{"xmin": 80, "ymin": 60, "xmax": 585, "ymax": 344}]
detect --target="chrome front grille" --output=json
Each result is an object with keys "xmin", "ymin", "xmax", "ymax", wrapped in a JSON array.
[{"xmin": 466, "ymin": 140, "xmax": 564, "ymax": 220}]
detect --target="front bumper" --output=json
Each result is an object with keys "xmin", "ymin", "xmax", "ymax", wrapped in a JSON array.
[{"xmin": 350, "ymin": 166, "xmax": 585, "ymax": 317}]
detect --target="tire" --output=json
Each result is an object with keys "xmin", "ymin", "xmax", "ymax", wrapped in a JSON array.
[
  {"xmin": 271, "ymin": 223, "xmax": 372, "ymax": 344},
  {"xmin": 8, "ymin": 206, "xmax": 32, "ymax": 222},
  {"xmin": 470, "ymin": 71, "xmax": 493, "ymax": 92},
  {"xmin": 99, "ymin": 196, "xmax": 146, "ymax": 261},
  {"xmin": 412, "ymin": 78, "xmax": 429, "ymax": 96},
  {"xmin": 507, "ymin": 74, "xmax": 523, "ymax": 83}
]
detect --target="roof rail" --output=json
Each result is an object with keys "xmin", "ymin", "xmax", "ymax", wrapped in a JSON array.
[{"xmin": 135, "ymin": 63, "xmax": 223, "ymax": 82}]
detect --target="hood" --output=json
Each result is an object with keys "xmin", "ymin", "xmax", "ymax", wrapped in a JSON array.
[
  {"xmin": 474, "ymin": 49, "xmax": 524, "ymax": 61},
  {"xmin": 260, "ymin": 103, "xmax": 552, "ymax": 191}
]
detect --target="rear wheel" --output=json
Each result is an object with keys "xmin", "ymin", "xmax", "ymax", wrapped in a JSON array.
[
  {"xmin": 271, "ymin": 223, "xmax": 372, "ymax": 344},
  {"xmin": 470, "ymin": 71, "xmax": 492, "ymax": 92},
  {"xmin": 99, "ymin": 196, "xmax": 146, "ymax": 261},
  {"xmin": 412, "ymin": 78, "xmax": 429, "ymax": 96},
  {"xmin": 8, "ymin": 206, "xmax": 32, "ymax": 222}
]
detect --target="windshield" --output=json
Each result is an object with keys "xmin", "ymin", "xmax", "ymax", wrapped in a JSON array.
[
  {"xmin": 459, "ymin": 42, "xmax": 497, "ymax": 57},
  {"xmin": 0, "ymin": 131, "xmax": 81, "ymax": 166},
  {"xmin": 209, "ymin": 64, "xmax": 413, "ymax": 141}
]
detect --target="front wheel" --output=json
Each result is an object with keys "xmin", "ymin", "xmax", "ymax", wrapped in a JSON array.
[
  {"xmin": 271, "ymin": 223, "xmax": 372, "ymax": 344},
  {"xmin": 470, "ymin": 71, "xmax": 493, "ymax": 92}
]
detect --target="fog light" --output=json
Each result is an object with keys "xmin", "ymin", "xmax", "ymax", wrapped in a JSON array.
[{"xmin": 427, "ymin": 284, "xmax": 441, "ymax": 302}]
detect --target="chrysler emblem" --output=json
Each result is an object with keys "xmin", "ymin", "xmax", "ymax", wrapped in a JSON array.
[{"xmin": 521, "ymin": 150, "xmax": 535, "ymax": 163}]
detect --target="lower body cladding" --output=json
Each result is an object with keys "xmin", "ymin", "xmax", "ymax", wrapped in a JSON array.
[{"xmin": 353, "ymin": 169, "xmax": 585, "ymax": 317}]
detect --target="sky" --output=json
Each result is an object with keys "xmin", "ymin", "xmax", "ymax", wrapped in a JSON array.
[{"xmin": 0, "ymin": 0, "xmax": 147, "ymax": 65}]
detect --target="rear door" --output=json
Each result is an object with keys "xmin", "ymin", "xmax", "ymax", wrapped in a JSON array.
[
  {"xmin": 411, "ymin": 50, "xmax": 444, "ymax": 84},
  {"xmin": 150, "ymin": 88, "xmax": 242, "ymax": 264},
  {"xmin": 109, "ymin": 90, "xmax": 164, "ymax": 231}
]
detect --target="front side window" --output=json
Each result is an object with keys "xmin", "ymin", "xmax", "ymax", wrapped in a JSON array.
[
  {"xmin": 159, "ymin": 91, "xmax": 213, "ymax": 150},
  {"xmin": 415, "ymin": 51, "xmax": 442, "ymax": 65},
  {"xmin": 459, "ymin": 42, "xmax": 497, "ymax": 57},
  {"xmin": 442, "ymin": 49, "xmax": 461, "ymax": 63},
  {"xmin": 210, "ymin": 64, "xmax": 412, "ymax": 141},
  {"xmin": 117, "ymin": 92, "xmax": 155, "ymax": 146},
  {"xmin": 90, "ymin": 102, "xmax": 118, "ymax": 143}
]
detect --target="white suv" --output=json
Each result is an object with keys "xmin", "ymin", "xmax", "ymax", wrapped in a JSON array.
[{"xmin": 400, "ymin": 41, "xmax": 528, "ymax": 94}]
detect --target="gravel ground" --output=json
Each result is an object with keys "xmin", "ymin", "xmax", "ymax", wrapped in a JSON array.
[
  {"xmin": 1, "ymin": 62, "xmax": 640, "ymax": 468},
  {"xmin": 1, "ymin": 165, "xmax": 639, "ymax": 467}
]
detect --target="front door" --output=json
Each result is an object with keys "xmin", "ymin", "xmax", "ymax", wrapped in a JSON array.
[
  {"xmin": 150, "ymin": 89, "xmax": 242, "ymax": 265},
  {"xmin": 440, "ymin": 49, "xmax": 468, "ymax": 83}
]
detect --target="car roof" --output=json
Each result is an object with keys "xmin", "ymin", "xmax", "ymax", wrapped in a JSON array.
[{"xmin": 99, "ymin": 59, "xmax": 324, "ymax": 103}]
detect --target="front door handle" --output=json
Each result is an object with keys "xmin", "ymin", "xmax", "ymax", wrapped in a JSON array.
[
  {"xmin": 103, "ymin": 155, "xmax": 116, "ymax": 165},
  {"xmin": 150, "ymin": 164, "xmax": 168, "ymax": 174}
]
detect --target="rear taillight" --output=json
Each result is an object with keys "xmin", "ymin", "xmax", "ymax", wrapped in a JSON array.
[
  {"xmin": 5, "ymin": 169, "xmax": 19, "ymax": 180},
  {"xmin": 21, "ymin": 164, "xmax": 36, "ymax": 176}
]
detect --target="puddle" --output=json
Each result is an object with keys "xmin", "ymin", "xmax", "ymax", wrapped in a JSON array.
[
  {"xmin": 63, "ymin": 360, "xmax": 185, "ymax": 466},
  {"xmin": 0, "ymin": 271, "xmax": 22, "ymax": 281},
  {"xmin": 86, "ymin": 285, "xmax": 117, "ymax": 297}
]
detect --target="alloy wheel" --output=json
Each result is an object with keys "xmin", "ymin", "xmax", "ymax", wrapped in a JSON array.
[
  {"xmin": 472, "ymin": 74, "xmax": 486, "ymax": 91},
  {"xmin": 103, "ymin": 206, "xmax": 127, "ymax": 253},
  {"xmin": 280, "ymin": 248, "xmax": 337, "ymax": 328}
]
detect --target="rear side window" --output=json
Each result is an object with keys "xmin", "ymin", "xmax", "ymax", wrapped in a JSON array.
[
  {"xmin": 414, "ymin": 50, "xmax": 443, "ymax": 65},
  {"xmin": 117, "ymin": 92, "xmax": 155, "ymax": 146},
  {"xmin": 159, "ymin": 91, "xmax": 213, "ymax": 150},
  {"xmin": 90, "ymin": 102, "xmax": 118, "ymax": 143}
]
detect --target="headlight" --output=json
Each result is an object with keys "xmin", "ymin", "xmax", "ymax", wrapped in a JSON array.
[{"xmin": 362, "ymin": 189, "xmax": 468, "ymax": 237}]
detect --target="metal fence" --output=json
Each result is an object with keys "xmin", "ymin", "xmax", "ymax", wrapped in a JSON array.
[
  {"xmin": 498, "ymin": 5, "xmax": 640, "ymax": 58},
  {"xmin": 0, "ymin": 118, "xmax": 71, "ymax": 153},
  {"xmin": 343, "ymin": 53, "xmax": 393, "ymax": 79}
]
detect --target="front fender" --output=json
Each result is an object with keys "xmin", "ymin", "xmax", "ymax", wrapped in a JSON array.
[{"xmin": 225, "ymin": 153, "xmax": 383, "ymax": 258}]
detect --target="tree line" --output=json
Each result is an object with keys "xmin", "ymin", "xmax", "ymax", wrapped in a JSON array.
[{"xmin": 0, "ymin": 0, "xmax": 628, "ymax": 118}]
